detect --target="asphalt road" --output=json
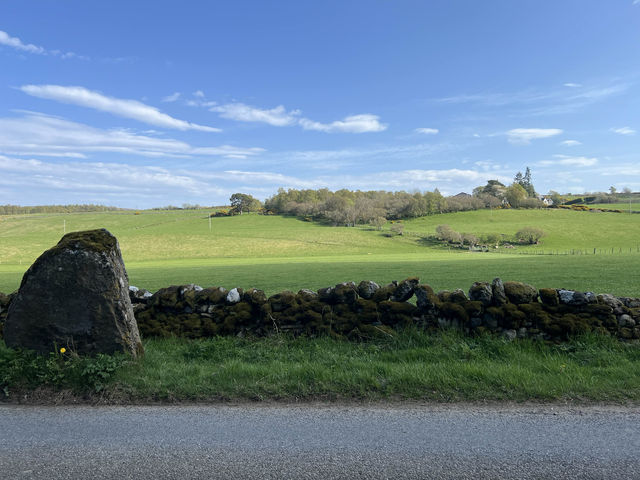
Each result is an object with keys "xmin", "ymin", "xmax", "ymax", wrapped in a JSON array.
[{"xmin": 1, "ymin": 404, "xmax": 639, "ymax": 479}]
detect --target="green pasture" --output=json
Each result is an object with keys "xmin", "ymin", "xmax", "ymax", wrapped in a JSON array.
[
  {"xmin": 0, "ymin": 208, "xmax": 639, "ymax": 296},
  {"xmin": 589, "ymin": 203, "xmax": 640, "ymax": 211}
]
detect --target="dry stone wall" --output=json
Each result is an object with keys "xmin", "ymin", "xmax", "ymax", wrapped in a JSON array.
[{"xmin": 3, "ymin": 277, "xmax": 639, "ymax": 343}]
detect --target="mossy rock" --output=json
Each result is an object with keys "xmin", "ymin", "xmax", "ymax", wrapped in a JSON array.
[
  {"xmin": 546, "ymin": 313, "xmax": 592, "ymax": 337},
  {"xmin": 201, "ymin": 318, "xmax": 220, "ymax": 337},
  {"xmin": 415, "ymin": 284, "xmax": 441, "ymax": 311},
  {"xmin": 580, "ymin": 303, "xmax": 614, "ymax": 317},
  {"xmin": 437, "ymin": 290, "xmax": 451, "ymax": 303},
  {"xmin": 149, "ymin": 286, "xmax": 181, "ymax": 308},
  {"xmin": 440, "ymin": 302, "xmax": 469, "ymax": 323},
  {"xmin": 449, "ymin": 289, "xmax": 468, "ymax": 304},
  {"xmin": 296, "ymin": 289, "xmax": 318, "ymax": 303},
  {"xmin": 243, "ymin": 288, "xmax": 267, "ymax": 306},
  {"xmin": 317, "ymin": 286, "xmax": 335, "ymax": 303},
  {"xmin": 332, "ymin": 283, "xmax": 359, "ymax": 305},
  {"xmin": 371, "ymin": 284, "xmax": 394, "ymax": 303},
  {"xmin": 296, "ymin": 310, "xmax": 323, "ymax": 326},
  {"xmin": 181, "ymin": 314, "xmax": 203, "ymax": 338},
  {"xmin": 50, "ymin": 228, "xmax": 118, "ymax": 255},
  {"xmin": 503, "ymin": 281, "xmax": 538, "ymax": 304},
  {"xmin": 500, "ymin": 303, "xmax": 527, "ymax": 329},
  {"xmin": 357, "ymin": 280, "xmax": 380, "ymax": 300},
  {"xmin": 390, "ymin": 277, "xmax": 419, "ymax": 302},
  {"xmin": 492, "ymin": 278, "xmax": 507, "ymax": 305},
  {"xmin": 463, "ymin": 300, "xmax": 484, "ymax": 318},
  {"xmin": 485, "ymin": 306, "xmax": 504, "ymax": 322},
  {"xmin": 268, "ymin": 291, "xmax": 297, "ymax": 312},
  {"xmin": 226, "ymin": 302, "xmax": 254, "ymax": 324},
  {"xmin": 377, "ymin": 300, "xmax": 417, "ymax": 327},
  {"xmin": 468, "ymin": 282, "xmax": 493, "ymax": 306},
  {"xmin": 378, "ymin": 301, "xmax": 418, "ymax": 316},
  {"xmin": 539, "ymin": 288, "xmax": 559, "ymax": 306},
  {"xmin": 195, "ymin": 287, "xmax": 228, "ymax": 305}
]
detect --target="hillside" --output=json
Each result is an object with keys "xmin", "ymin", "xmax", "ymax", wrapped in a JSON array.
[{"xmin": 0, "ymin": 208, "xmax": 639, "ymax": 296}]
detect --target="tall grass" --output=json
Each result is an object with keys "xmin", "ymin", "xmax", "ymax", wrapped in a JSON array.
[{"xmin": 106, "ymin": 331, "xmax": 640, "ymax": 402}]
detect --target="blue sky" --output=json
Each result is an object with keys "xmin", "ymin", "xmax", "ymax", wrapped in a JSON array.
[{"xmin": 1, "ymin": 0, "xmax": 639, "ymax": 208}]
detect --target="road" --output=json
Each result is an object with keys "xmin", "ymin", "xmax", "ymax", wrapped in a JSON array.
[{"xmin": 1, "ymin": 404, "xmax": 639, "ymax": 479}]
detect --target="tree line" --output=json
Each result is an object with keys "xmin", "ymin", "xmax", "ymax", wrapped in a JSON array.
[
  {"xmin": 259, "ymin": 168, "xmax": 545, "ymax": 227},
  {"xmin": 0, "ymin": 204, "xmax": 123, "ymax": 215}
]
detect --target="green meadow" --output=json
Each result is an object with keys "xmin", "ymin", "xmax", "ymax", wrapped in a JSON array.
[
  {"xmin": 2, "ymin": 207, "xmax": 640, "ymax": 403},
  {"xmin": 0, "ymin": 208, "xmax": 639, "ymax": 296}
]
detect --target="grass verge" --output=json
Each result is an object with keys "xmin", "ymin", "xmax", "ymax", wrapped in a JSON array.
[{"xmin": 3, "ymin": 330, "xmax": 640, "ymax": 403}]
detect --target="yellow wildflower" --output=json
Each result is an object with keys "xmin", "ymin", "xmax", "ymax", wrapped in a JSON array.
[{"xmin": 60, "ymin": 347, "xmax": 66, "ymax": 354}]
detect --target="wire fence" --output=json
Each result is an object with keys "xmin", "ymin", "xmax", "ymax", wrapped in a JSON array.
[{"xmin": 482, "ymin": 246, "xmax": 640, "ymax": 256}]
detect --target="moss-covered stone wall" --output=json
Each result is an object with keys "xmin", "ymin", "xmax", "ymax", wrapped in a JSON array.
[{"xmin": 3, "ymin": 278, "xmax": 639, "ymax": 342}]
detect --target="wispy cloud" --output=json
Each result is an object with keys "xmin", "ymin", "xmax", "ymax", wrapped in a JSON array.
[
  {"xmin": 560, "ymin": 140, "xmax": 582, "ymax": 146},
  {"xmin": 0, "ymin": 30, "xmax": 45, "ymax": 54},
  {"xmin": 507, "ymin": 128, "xmax": 563, "ymax": 145},
  {"xmin": 434, "ymin": 82, "xmax": 629, "ymax": 116},
  {"xmin": 539, "ymin": 155, "xmax": 598, "ymax": 167},
  {"xmin": 162, "ymin": 92, "xmax": 181, "ymax": 103},
  {"xmin": 0, "ymin": 154, "xmax": 226, "ymax": 204},
  {"xmin": 0, "ymin": 29, "xmax": 85, "ymax": 59},
  {"xmin": 611, "ymin": 126, "xmax": 635, "ymax": 135},
  {"xmin": 299, "ymin": 114, "xmax": 387, "ymax": 133},
  {"xmin": 20, "ymin": 85, "xmax": 221, "ymax": 132},
  {"xmin": 0, "ymin": 112, "xmax": 262, "ymax": 159},
  {"xmin": 211, "ymin": 103, "xmax": 300, "ymax": 127},
  {"xmin": 415, "ymin": 127, "xmax": 439, "ymax": 135}
]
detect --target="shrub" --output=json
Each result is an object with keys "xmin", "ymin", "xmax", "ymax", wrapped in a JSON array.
[{"xmin": 515, "ymin": 227, "xmax": 545, "ymax": 244}]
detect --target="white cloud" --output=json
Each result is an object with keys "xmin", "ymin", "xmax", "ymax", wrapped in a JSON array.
[
  {"xmin": 563, "ymin": 83, "xmax": 582, "ymax": 88},
  {"xmin": 507, "ymin": 128, "xmax": 563, "ymax": 145},
  {"xmin": 0, "ymin": 112, "xmax": 262, "ymax": 159},
  {"xmin": 0, "ymin": 30, "xmax": 45, "ymax": 54},
  {"xmin": 415, "ymin": 127, "xmax": 439, "ymax": 135},
  {"xmin": 611, "ymin": 126, "xmax": 635, "ymax": 135},
  {"xmin": 162, "ymin": 92, "xmax": 181, "ymax": 102},
  {"xmin": 210, "ymin": 101, "xmax": 387, "ymax": 133},
  {"xmin": 539, "ymin": 155, "xmax": 598, "ymax": 167},
  {"xmin": 193, "ymin": 90, "xmax": 205, "ymax": 98},
  {"xmin": 211, "ymin": 103, "xmax": 300, "ymax": 127},
  {"xmin": 0, "ymin": 29, "xmax": 83, "ymax": 59},
  {"xmin": 20, "ymin": 85, "xmax": 221, "ymax": 132},
  {"xmin": 560, "ymin": 140, "xmax": 581, "ymax": 146},
  {"xmin": 299, "ymin": 114, "xmax": 387, "ymax": 133},
  {"xmin": 0, "ymin": 154, "xmax": 224, "ymax": 203}
]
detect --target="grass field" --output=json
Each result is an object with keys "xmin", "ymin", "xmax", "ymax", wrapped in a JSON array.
[
  {"xmin": 589, "ymin": 203, "xmax": 640, "ymax": 212},
  {"xmin": 0, "ymin": 208, "xmax": 639, "ymax": 296},
  {"xmin": 4, "ymin": 330, "xmax": 640, "ymax": 403},
  {"xmin": 2, "ymin": 208, "xmax": 640, "ymax": 403}
]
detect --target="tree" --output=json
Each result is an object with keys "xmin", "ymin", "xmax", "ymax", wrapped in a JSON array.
[
  {"xmin": 514, "ymin": 167, "xmax": 536, "ymax": 197},
  {"xmin": 230, "ymin": 193, "xmax": 262, "ymax": 214},
  {"xmin": 505, "ymin": 183, "xmax": 527, "ymax": 208},
  {"xmin": 515, "ymin": 227, "xmax": 545, "ymax": 244},
  {"xmin": 370, "ymin": 216, "xmax": 386, "ymax": 230}
]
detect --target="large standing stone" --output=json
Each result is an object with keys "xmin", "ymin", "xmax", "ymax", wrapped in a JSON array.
[{"xmin": 4, "ymin": 229, "xmax": 143, "ymax": 357}]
